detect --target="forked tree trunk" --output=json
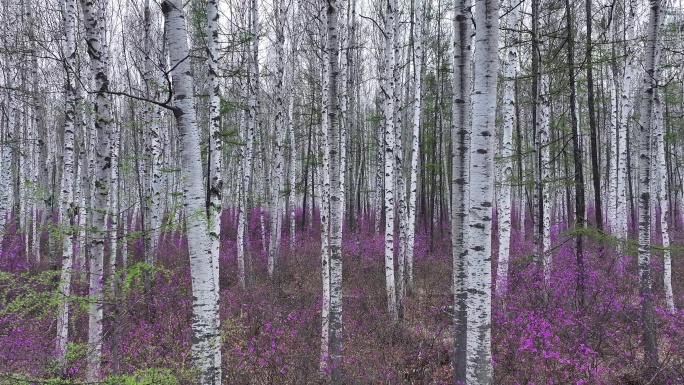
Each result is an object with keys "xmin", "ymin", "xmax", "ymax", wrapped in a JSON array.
[
  {"xmin": 162, "ymin": 1, "xmax": 221, "ymax": 383},
  {"xmin": 80, "ymin": 0, "xmax": 112, "ymax": 381}
]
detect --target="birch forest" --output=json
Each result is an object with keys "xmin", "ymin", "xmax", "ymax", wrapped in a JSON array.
[{"xmin": 1, "ymin": 0, "xmax": 684, "ymax": 383}]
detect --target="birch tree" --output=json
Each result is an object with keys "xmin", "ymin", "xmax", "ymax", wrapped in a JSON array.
[
  {"xmin": 326, "ymin": 2, "xmax": 343, "ymax": 381},
  {"xmin": 80, "ymin": 0, "xmax": 112, "ymax": 380},
  {"xmin": 142, "ymin": 0, "xmax": 163, "ymax": 257},
  {"xmin": 206, "ymin": 0, "xmax": 222, "ymax": 375},
  {"xmin": 451, "ymin": 0, "xmax": 472, "ymax": 381},
  {"xmin": 539, "ymin": 72, "xmax": 551, "ymax": 283},
  {"xmin": 0, "ymin": 1, "xmax": 17, "ymax": 235},
  {"xmin": 466, "ymin": 0, "xmax": 499, "ymax": 382},
  {"xmin": 616, "ymin": 0, "xmax": 638, "ymax": 243},
  {"xmin": 318, "ymin": 1, "xmax": 332, "ymax": 371},
  {"xmin": 637, "ymin": 0, "xmax": 663, "ymax": 376},
  {"xmin": 406, "ymin": 0, "xmax": 422, "ymax": 295},
  {"xmin": 654, "ymin": 87, "xmax": 675, "ymax": 313},
  {"xmin": 55, "ymin": 0, "xmax": 78, "ymax": 368},
  {"xmin": 161, "ymin": 1, "xmax": 221, "ymax": 383},
  {"xmin": 268, "ymin": 0, "xmax": 286, "ymax": 280},
  {"xmin": 606, "ymin": 0, "xmax": 619, "ymax": 234},
  {"xmin": 237, "ymin": 0, "xmax": 259, "ymax": 289},
  {"xmin": 495, "ymin": 0, "xmax": 520, "ymax": 296},
  {"xmin": 383, "ymin": 0, "xmax": 398, "ymax": 323}
]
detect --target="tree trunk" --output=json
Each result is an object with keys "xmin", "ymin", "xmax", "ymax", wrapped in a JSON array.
[
  {"xmin": 206, "ymin": 0, "xmax": 222, "ymax": 295},
  {"xmin": 495, "ymin": 0, "xmax": 519, "ymax": 296},
  {"xmin": 55, "ymin": 0, "xmax": 78, "ymax": 368},
  {"xmin": 451, "ymin": 0, "xmax": 472, "ymax": 381},
  {"xmin": 566, "ymin": 0, "xmax": 585, "ymax": 307},
  {"xmin": 586, "ymin": 0, "xmax": 602, "ymax": 231},
  {"xmin": 268, "ymin": 0, "xmax": 286, "ymax": 280},
  {"xmin": 383, "ymin": 0, "xmax": 398, "ymax": 323},
  {"xmin": 637, "ymin": 0, "xmax": 663, "ymax": 375},
  {"xmin": 318, "ymin": 4, "xmax": 332, "ymax": 372},
  {"xmin": 162, "ymin": 1, "xmax": 221, "ymax": 383},
  {"xmin": 80, "ymin": 0, "xmax": 112, "ymax": 380},
  {"xmin": 654, "ymin": 88, "xmax": 675, "ymax": 313},
  {"xmin": 539, "ymin": 73, "xmax": 552, "ymax": 284},
  {"xmin": 205, "ymin": 0, "xmax": 222, "ymax": 375},
  {"xmin": 617, "ymin": 0, "xmax": 638, "ymax": 243},
  {"xmin": 406, "ymin": 0, "xmax": 422, "ymax": 295},
  {"xmin": 466, "ymin": 0, "xmax": 499, "ymax": 382},
  {"xmin": 326, "ymin": 2, "xmax": 343, "ymax": 381}
]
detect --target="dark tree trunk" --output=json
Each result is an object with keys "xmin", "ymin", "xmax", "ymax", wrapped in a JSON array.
[
  {"xmin": 586, "ymin": 0, "xmax": 603, "ymax": 231},
  {"xmin": 566, "ymin": 0, "xmax": 585, "ymax": 308}
]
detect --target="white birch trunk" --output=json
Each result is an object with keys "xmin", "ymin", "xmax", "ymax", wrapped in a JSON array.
[
  {"xmin": 654, "ymin": 89, "xmax": 675, "ymax": 313},
  {"xmin": 29, "ymin": 6, "xmax": 41, "ymax": 261},
  {"xmin": 539, "ymin": 74, "xmax": 552, "ymax": 283},
  {"xmin": 108, "ymin": 108, "xmax": 121, "ymax": 293},
  {"xmin": 143, "ymin": 0, "xmax": 163, "ymax": 258},
  {"xmin": 338, "ymin": 0, "xmax": 348, "ymax": 240},
  {"xmin": 162, "ymin": 1, "xmax": 221, "ymax": 383},
  {"xmin": 617, "ymin": 0, "xmax": 637, "ymax": 243},
  {"xmin": 637, "ymin": 0, "xmax": 662, "ymax": 373},
  {"xmin": 206, "ymin": 0, "xmax": 222, "ymax": 323},
  {"xmin": 288, "ymin": 68, "xmax": 296, "ymax": 247},
  {"xmin": 406, "ymin": 0, "xmax": 422, "ymax": 294},
  {"xmin": 55, "ymin": 0, "xmax": 78, "ymax": 367},
  {"xmin": 205, "ymin": 1, "xmax": 222, "ymax": 374},
  {"xmin": 318, "ymin": 7, "xmax": 332, "ymax": 372},
  {"xmin": 237, "ymin": 106, "xmax": 247, "ymax": 289},
  {"xmin": 268, "ymin": 0, "xmax": 286, "ymax": 278},
  {"xmin": 326, "ymin": 2, "xmax": 343, "ymax": 381},
  {"xmin": 451, "ymin": 0, "xmax": 472, "ymax": 381},
  {"xmin": 383, "ymin": 0, "xmax": 398, "ymax": 323},
  {"xmin": 393, "ymin": 5, "xmax": 407, "ymax": 317},
  {"xmin": 74, "ymin": 127, "xmax": 86, "ymax": 270},
  {"xmin": 374, "ymin": 118, "xmax": 383, "ymax": 235},
  {"xmin": 80, "ymin": 0, "xmax": 112, "ymax": 380},
  {"xmin": 259, "ymin": 153, "xmax": 268, "ymax": 251},
  {"xmin": 495, "ymin": 0, "xmax": 519, "ymax": 296},
  {"xmin": 466, "ymin": 0, "xmax": 499, "ymax": 382},
  {"xmin": 0, "ymin": 121, "xmax": 10, "ymax": 229},
  {"xmin": 607, "ymin": 52, "xmax": 619, "ymax": 232},
  {"xmin": 237, "ymin": 0, "xmax": 259, "ymax": 288}
]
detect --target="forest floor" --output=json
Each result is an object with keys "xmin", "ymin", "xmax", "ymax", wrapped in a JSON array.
[{"xmin": 0, "ymin": 209, "xmax": 683, "ymax": 384}]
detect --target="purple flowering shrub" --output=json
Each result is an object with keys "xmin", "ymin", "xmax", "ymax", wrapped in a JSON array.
[{"xmin": 0, "ymin": 207, "xmax": 682, "ymax": 384}]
